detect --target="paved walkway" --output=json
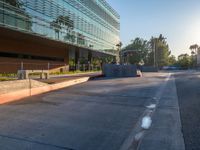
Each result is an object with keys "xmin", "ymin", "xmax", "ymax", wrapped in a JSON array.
[{"xmin": 0, "ymin": 72, "xmax": 184, "ymax": 150}]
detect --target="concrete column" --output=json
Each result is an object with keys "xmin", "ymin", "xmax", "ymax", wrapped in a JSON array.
[
  {"xmin": 88, "ymin": 51, "xmax": 92, "ymax": 63},
  {"xmin": 64, "ymin": 50, "xmax": 69, "ymax": 72},
  {"xmin": 75, "ymin": 48, "xmax": 79, "ymax": 64}
]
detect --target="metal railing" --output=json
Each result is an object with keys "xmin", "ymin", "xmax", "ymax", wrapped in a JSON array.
[{"xmin": 0, "ymin": 61, "xmax": 102, "ymax": 80}]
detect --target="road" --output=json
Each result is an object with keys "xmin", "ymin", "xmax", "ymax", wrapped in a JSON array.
[
  {"xmin": 0, "ymin": 72, "xmax": 187, "ymax": 150},
  {"xmin": 175, "ymin": 71, "xmax": 200, "ymax": 150}
]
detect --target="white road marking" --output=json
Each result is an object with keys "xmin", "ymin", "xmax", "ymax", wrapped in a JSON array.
[
  {"xmin": 120, "ymin": 73, "xmax": 172, "ymax": 150},
  {"xmin": 135, "ymin": 131, "xmax": 145, "ymax": 141},
  {"xmin": 146, "ymin": 104, "xmax": 156, "ymax": 109},
  {"xmin": 141, "ymin": 116, "xmax": 152, "ymax": 130}
]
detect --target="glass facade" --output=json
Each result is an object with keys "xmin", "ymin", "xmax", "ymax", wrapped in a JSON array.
[{"xmin": 0, "ymin": 0, "xmax": 120, "ymax": 55}]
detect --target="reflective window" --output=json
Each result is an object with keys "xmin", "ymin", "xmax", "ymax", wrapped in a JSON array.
[{"xmin": 0, "ymin": 0, "xmax": 120, "ymax": 55}]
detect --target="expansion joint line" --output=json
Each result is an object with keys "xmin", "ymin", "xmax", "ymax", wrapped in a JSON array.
[{"xmin": 120, "ymin": 73, "xmax": 171, "ymax": 150}]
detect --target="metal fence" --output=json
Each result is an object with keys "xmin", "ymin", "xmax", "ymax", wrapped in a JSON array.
[{"xmin": 0, "ymin": 62, "xmax": 102, "ymax": 79}]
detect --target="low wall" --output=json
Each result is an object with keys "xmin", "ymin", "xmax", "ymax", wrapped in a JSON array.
[
  {"xmin": 102, "ymin": 64, "xmax": 137, "ymax": 77},
  {"xmin": 0, "ymin": 79, "xmax": 47, "ymax": 95},
  {"xmin": 0, "ymin": 77, "xmax": 90, "ymax": 104}
]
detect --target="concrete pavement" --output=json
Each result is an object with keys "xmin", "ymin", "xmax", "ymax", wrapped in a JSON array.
[
  {"xmin": 139, "ymin": 73, "xmax": 184, "ymax": 150},
  {"xmin": 175, "ymin": 71, "xmax": 200, "ymax": 150},
  {"xmin": 0, "ymin": 72, "xmax": 185, "ymax": 150},
  {"xmin": 0, "ymin": 72, "xmax": 102, "ymax": 104}
]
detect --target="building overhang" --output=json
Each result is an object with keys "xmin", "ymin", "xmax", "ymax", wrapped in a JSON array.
[{"xmin": 0, "ymin": 25, "xmax": 115, "ymax": 57}]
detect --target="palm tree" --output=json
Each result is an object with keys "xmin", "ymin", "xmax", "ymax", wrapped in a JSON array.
[
  {"xmin": 190, "ymin": 44, "xmax": 199, "ymax": 55},
  {"xmin": 158, "ymin": 34, "xmax": 165, "ymax": 42},
  {"xmin": 190, "ymin": 44, "xmax": 199, "ymax": 68},
  {"xmin": 194, "ymin": 44, "xmax": 199, "ymax": 54}
]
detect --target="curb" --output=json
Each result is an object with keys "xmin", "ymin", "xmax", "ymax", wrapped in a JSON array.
[{"xmin": 0, "ymin": 77, "xmax": 90, "ymax": 104}]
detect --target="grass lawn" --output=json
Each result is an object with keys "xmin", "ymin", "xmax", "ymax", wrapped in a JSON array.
[{"xmin": 0, "ymin": 77, "xmax": 16, "ymax": 81}]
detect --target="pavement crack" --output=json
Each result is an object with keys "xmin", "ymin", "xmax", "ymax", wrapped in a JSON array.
[{"xmin": 0, "ymin": 134, "xmax": 75, "ymax": 150}]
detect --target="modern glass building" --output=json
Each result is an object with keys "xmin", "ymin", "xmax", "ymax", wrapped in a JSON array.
[{"xmin": 0, "ymin": 0, "xmax": 120, "ymax": 73}]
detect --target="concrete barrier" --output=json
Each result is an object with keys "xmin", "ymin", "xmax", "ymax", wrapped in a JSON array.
[
  {"xmin": 0, "ymin": 79, "xmax": 47, "ymax": 95},
  {"xmin": 102, "ymin": 64, "xmax": 137, "ymax": 77},
  {"xmin": 0, "ymin": 77, "xmax": 90, "ymax": 104},
  {"xmin": 141, "ymin": 66, "xmax": 158, "ymax": 72}
]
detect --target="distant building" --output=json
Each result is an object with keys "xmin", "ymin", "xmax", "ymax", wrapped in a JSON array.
[{"xmin": 0, "ymin": 0, "xmax": 120, "ymax": 73}]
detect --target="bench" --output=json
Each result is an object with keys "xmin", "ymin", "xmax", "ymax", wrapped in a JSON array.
[{"xmin": 17, "ymin": 70, "xmax": 49, "ymax": 79}]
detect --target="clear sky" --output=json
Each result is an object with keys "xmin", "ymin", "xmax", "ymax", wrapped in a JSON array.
[{"xmin": 106, "ymin": 0, "xmax": 200, "ymax": 57}]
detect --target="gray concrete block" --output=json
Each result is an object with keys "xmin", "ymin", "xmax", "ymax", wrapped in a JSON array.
[
  {"xmin": 142, "ymin": 66, "xmax": 158, "ymax": 72},
  {"xmin": 102, "ymin": 64, "xmax": 137, "ymax": 77}
]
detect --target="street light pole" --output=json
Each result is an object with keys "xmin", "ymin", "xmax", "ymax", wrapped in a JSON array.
[
  {"xmin": 152, "ymin": 38, "xmax": 157, "ymax": 68},
  {"xmin": 153, "ymin": 39, "xmax": 156, "ymax": 67}
]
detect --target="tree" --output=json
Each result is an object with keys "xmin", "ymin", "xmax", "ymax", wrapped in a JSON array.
[
  {"xmin": 168, "ymin": 55, "xmax": 177, "ymax": 66},
  {"xmin": 122, "ymin": 34, "xmax": 171, "ymax": 67},
  {"xmin": 151, "ymin": 34, "xmax": 171, "ymax": 68},
  {"xmin": 189, "ymin": 44, "xmax": 199, "ymax": 68},
  {"xmin": 177, "ymin": 54, "xmax": 192, "ymax": 69},
  {"xmin": 122, "ymin": 37, "xmax": 151, "ymax": 64},
  {"xmin": 190, "ymin": 44, "xmax": 199, "ymax": 55}
]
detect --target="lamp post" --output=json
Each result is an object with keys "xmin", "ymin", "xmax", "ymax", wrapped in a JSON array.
[{"xmin": 153, "ymin": 39, "xmax": 156, "ymax": 67}]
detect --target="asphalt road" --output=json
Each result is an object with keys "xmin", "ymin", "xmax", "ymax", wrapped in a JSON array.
[
  {"xmin": 175, "ymin": 71, "xmax": 200, "ymax": 150},
  {"xmin": 0, "ymin": 72, "xmax": 185, "ymax": 150}
]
